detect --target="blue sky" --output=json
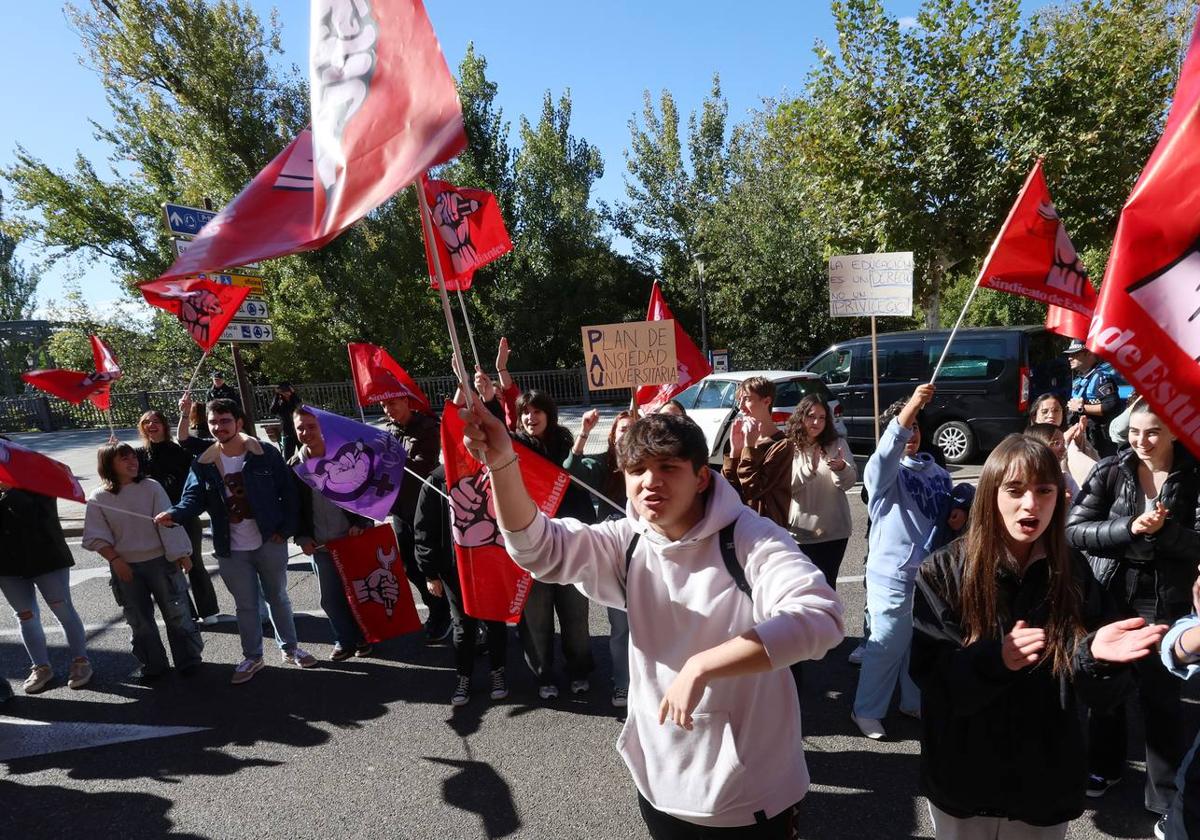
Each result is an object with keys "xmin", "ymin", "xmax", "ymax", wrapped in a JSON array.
[{"xmin": 0, "ymin": 1, "xmax": 1018, "ymax": 312}]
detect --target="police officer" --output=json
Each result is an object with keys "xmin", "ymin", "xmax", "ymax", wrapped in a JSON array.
[
  {"xmin": 1065, "ymin": 340, "xmax": 1123, "ymax": 459},
  {"xmin": 208, "ymin": 371, "xmax": 241, "ymax": 407}
]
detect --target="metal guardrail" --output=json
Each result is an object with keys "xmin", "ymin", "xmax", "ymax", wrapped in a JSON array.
[{"xmin": 0, "ymin": 367, "xmax": 634, "ymax": 433}]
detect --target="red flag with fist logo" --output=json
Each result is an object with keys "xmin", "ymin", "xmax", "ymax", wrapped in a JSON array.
[
  {"xmin": 420, "ymin": 175, "xmax": 513, "ymax": 291},
  {"xmin": 326, "ymin": 523, "xmax": 422, "ymax": 643},
  {"xmin": 347, "ymin": 342, "xmax": 432, "ymax": 413},
  {"xmin": 21, "ymin": 335, "xmax": 123, "ymax": 411},
  {"xmin": 440, "ymin": 402, "xmax": 570, "ymax": 622},
  {"xmin": 138, "ymin": 278, "xmax": 250, "ymax": 350}
]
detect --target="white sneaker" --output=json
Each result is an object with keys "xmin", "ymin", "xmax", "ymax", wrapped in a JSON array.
[
  {"xmin": 851, "ymin": 713, "xmax": 886, "ymax": 740},
  {"xmin": 282, "ymin": 647, "xmax": 317, "ymax": 668},
  {"xmin": 848, "ymin": 644, "xmax": 866, "ymax": 665},
  {"xmin": 22, "ymin": 665, "xmax": 53, "ymax": 694}
]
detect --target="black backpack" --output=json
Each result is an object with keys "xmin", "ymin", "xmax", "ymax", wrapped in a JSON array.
[{"xmin": 624, "ymin": 521, "xmax": 750, "ymax": 599}]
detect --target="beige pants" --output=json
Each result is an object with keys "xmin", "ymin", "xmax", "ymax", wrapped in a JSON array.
[{"xmin": 928, "ymin": 802, "xmax": 1069, "ymax": 840}]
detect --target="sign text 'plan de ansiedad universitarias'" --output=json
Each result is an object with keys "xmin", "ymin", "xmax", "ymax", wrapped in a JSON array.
[{"xmin": 582, "ymin": 321, "xmax": 678, "ymax": 390}]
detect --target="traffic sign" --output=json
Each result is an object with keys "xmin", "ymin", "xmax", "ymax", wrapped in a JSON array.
[
  {"xmin": 200, "ymin": 272, "xmax": 265, "ymax": 296},
  {"xmin": 163, "ymin": 203, "xmax": 217, "ymax": 237},
  {"xmin": 236, "ymin": 299, "xmax": 270, "ymax": 320},
  {"xmin": 221, "ymin": 322, "xmax": 274, "ymax": 343}
]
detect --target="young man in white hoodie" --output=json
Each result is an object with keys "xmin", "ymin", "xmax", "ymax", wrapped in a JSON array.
[{"xmin": 459, "ymin": 402, "xmax": 844, "ymax": 838}]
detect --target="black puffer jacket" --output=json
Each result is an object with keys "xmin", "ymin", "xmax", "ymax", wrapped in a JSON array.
[
  {"xmin": 1065, "ymin": 443, "xmax": 1200, "ymax": 623},
  {"xmin": 0, "ymin": 490, "xmax": 75, "ymax": 578},
  {"xmin": 911, "ymin": 541, "xmax": 1134, "ymax": 826},
  {"xmin": 137, "ymin": 440, "xmax": 194, "ymax": 504}
]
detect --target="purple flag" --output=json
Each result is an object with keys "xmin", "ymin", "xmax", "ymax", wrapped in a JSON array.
[{"xmin": 292, "ymin": 406, "xmax": 407, "ymax": 522}]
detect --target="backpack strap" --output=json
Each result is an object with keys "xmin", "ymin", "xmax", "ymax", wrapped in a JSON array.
[
  {"xmin": 624, "ymin": 532, "xmax": 641, "ymax": 575},
  {"xmin": 717, "ymin": 521, "xmax": 752, "ymax": 601}
]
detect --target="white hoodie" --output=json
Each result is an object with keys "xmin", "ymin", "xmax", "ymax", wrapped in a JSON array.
[{"xmin": 501, "ymin": 473, "xmax": 844, "ymax": 827}]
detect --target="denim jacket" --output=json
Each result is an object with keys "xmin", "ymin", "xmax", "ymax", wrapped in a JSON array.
[{"xmin": 169, "ymin": 434, "xmax": 298, "ymax": 557}]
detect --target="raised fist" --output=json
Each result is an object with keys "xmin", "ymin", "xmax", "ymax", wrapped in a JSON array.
[
  {"xmin": 433, "ymin": 189, "xmax": 481, "ymax": 274},
  {"xmin": 449, "ymin": 472, "xmax": 503, "ymax": 548},
  {"xmin": 352, "ymin": 567, "xmax": 401, "ymax": 616}
]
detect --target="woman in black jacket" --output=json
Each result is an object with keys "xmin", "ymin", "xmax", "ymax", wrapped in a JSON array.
[
  {"xmin": 136, "ymin": 409, "xmax": 220, "ymax": 623},
  {"xmin": 268, "ymin": 383, "xmax": 302, "ymax": 460},
  {"xmin": 1066, "ymin": 400, "xmax": 1200, "ymax": 821},
  {"xmin": 913, "ymin": 434, "xmax": 1167, "ymax": 838},
  {"xmin": 513, "ymin": 389, "xmax": 595, "ymax": 700}
]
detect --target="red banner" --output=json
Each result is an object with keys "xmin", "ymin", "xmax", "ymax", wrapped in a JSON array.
[
  {"xmin": 347, "ymin": 342, "xmax": 432, "ymax": 413},
  {"xmin": 977, "ymin": 159, "xmax": 1098, "ymax": 316},
  {"xmin": 440, "ymin": 402, "xmax": 571, "ymax": 622},
  {"xmin": 420, "ymin": 175, "xmax": 513, "ymax": 291},
  {"xmin": 1045, "ymin": 303, "xmax": 1090, "ymax": 342},
  {"xmin": 635, "ymin": 282, "xmax": 713, "ymax": 411},
  {"xmin": 138, "ymin": 278, "xmax": 251, "ymax": 351},
  {"xmin": 1088, "ymin": 12, "xmax": 1200, "ymax": 455},
  {"xmin": 153, "ymin": 0, "xmax": 466, "ymax": 281},
  {"xmin": 0, "ymin": 439, "xmax": 85, "ymax": 504},
  {"xmin": 21, "ymin": 334, "xmax": 123, "ymax": 410},
  {"xmin": 326, "ymin": 523, "xmax": 422, "ymax": 643}
]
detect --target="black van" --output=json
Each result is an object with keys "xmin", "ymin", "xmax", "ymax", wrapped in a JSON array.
[{"xmin": 805, "ymin": 326, "xmax": 1071, "ymax": 464}]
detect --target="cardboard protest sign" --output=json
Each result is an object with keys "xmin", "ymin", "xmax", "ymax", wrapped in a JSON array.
[
  {"xmin": 828, "ymin": 252, "xmax": 914, "ymax": 317},
  {"xmin": 582, "ymin": 320, "xmax": 678, "ymax": 391}
]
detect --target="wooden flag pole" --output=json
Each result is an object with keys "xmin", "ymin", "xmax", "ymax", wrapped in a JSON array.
[
  {"xmin": 455, "ymin": 286, "xmax": 483, "ymax": 371},
  {"xmin": 346, "ymin": 345, "xmax": 367, "ymax": 423},
  {"xmin": 871, "ymin": 316, "xmax": 881, "ymax": 442},
  {"xmin": 183, "ymin": 349, "xmax": 210, "ymax": 398},
  {"xmin": 416, "ymin": 180, "xmax": 475, "ymax": 412}
]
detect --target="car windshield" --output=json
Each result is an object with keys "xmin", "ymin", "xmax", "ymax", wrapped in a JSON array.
[{"xmin": 694, "ymin": 379, "xmax": 738, "ymax": 409}]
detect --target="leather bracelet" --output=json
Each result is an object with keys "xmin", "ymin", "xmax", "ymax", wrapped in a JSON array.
[{"xmin": 489, "ymin": 452, "xmax": 519, "ymax": 473}]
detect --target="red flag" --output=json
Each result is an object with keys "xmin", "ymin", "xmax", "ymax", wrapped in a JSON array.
[
  {"xmin": 153, "ymin": 1, "xmax": 466, "ymax": 281},
  {"xmin": 440, "ymin": 402, "xmax": 571, "ymax": 622},
  {"xmin": 977, "ymin": 159, "xmax": 1098, "ymax": 316},
  {"xmin": 420, "ymin": 175, "xmax": 513, "ymax": 291},
  {"xmin": 138, "ymin": 278, "xmax": 251, "ymax": 351},
  {"xmin": 21, "ymin": 334, "xmax": 123, "ymax": 411},
  {"xmin": 1088, "ymin": 13, "xmax": 1200, "ymax": 454},
  {"xmin": 347, "ymin": 342, "xmax": 432, "ymax": 413},
  {"xmin": 326, "ymin": 524, "xmax": 422, "ymax": 643},
  {"xmin": 0, "ymin": 439, "xmax": 85, "ymax": 504},
  {"xmin": 635, "ymin": 282, "xmax": 713, "ymax": 411},
  {"xmin": 1045, "ymin": 303, "xmax": 1091, "ymax": 342}
]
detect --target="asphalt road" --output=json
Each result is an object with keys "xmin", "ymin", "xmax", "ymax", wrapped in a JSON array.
[{"xmin": 0, "ymin": 422, "xmax": 1190, "ymax": 839}]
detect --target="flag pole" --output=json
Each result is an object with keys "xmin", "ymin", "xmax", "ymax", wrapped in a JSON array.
[
  {"xmin": 416, "ymin": 179, "xmax": 475, "ymax": 413},
  {"xmin": 183, "ymin": 349, "xmax": 210, "ymax": 398},
  {"xmin": 346, "ymin": 344, "xmax": 367, "ymax": 423},
  {"xmin": 930, "ymin": 280, "xmax": 982, "ymax": 384},
  {"xmin": 105, "ymin": 409, "xmax": 117, "ymax": 441},
  {"xmin": 455, "ymin": 286, "xmax": 483, "ymax": 371}
]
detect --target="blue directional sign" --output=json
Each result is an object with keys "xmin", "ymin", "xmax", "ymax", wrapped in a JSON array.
[{"xmin": 163, "ymin": 203, "xmax": 218, "ymax": 237}]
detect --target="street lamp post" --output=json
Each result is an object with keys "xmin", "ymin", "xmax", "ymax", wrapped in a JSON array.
[{"xmin": 694, "ymin": 250, "xmax": 710, "ymax": 359}]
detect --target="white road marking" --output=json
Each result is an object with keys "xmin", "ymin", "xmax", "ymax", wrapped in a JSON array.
[{"xmin": 0, "ymin": 716, "xmax": 208, "ymax": 762}]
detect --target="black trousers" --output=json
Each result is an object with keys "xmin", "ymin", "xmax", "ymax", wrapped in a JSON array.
[
  {"xmin": 184, "ymin": 517, "xmax": 220, "ymax": 619},
  {"xmin": 518, "ymin": 580, "xmax": 593, "ymax": 683},
  {"xmin": 637, "ymin": 794, "xmax": 794, "ymax": 840},
  {"xmin": 1088, "ymin": 652, "xmax": 1184, "ymax": 813},
  {"xmin": 444, "ymin": 574, "xmax": 508, "ymax": 677},
  {"xmin": 391, "ymin": 517, "xmax": 449, "ymax": 621},
  {"xmin": 800, "ymin": 538, "xmax": 848, "ymax": 590}
]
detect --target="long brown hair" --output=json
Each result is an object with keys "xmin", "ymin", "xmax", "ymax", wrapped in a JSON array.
[
  {"xmin": 959, "ymin": 434, "xmax": 1083, "ymax": 677},
  {"xmin": 136, "ymin": 410, "xmax": 171, "ymax": 447},
  {"xmin": 604, "ymin": 410, "xmax": 633, "ymax": 503},
  {"xmin": 784, "ymin": 394, "xmax": 839, "ymax": 449}
]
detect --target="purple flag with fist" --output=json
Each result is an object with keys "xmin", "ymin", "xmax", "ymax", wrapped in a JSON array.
[{"xmin": 292, "ymin": 405, "xmax": 407, "ymax": 522}]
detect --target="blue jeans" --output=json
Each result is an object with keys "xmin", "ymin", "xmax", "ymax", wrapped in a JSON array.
[
  {"xmin": 854, "ymin": 579, "xmax": 919, "ymax": 719},
  {"xmin": 110, "ymin": 558, "xmax": 203, "ymax": 673},
  {"xmin": 607, "ymin": 607, "xmax": 629, "ymax": 692},
  {"xmin": 0, "ymin": 568, "xmax": 88, "ymax": 667},
  {"xmin": 311, "ymin": 549, "xmax": 363, "ymax": 649},
  {"xmin": 218, "ymin": 541, "xmax": 299, "ymax": 659}
]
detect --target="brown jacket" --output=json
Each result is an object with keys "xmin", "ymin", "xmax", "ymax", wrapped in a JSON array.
[{"xmin": 722, "ymin": 435, "xmax": 792, "ymax": 527}]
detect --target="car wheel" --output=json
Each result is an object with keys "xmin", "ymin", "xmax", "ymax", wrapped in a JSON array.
[{"xmin": 933, "ymin": 421, "xmax": 975, "ymax": 465}]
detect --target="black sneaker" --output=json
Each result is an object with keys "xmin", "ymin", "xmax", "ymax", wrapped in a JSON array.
[
  {"xmin": 1085, "ymin": 774, "xmax": 1118, "ymax": 798},
  {"xmin": 1154, "ymin": 814, "xmax": 1168, "ymax": 840},
  {"xmin": 330, "ymin": 644, "xmax": 355, "ymax": 662},
  {"xmin": 451, "ymin": 675, "xmax": 471, "ymax": 706},
  {"xmin": 424, "ymin": 614, "xmax": 452, "ymax": 644}
]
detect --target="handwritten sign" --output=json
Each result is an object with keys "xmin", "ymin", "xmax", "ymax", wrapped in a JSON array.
[
  {"xmin": 582, "ymin": 321, "xmax": 678, "ymax": 390},
  {"xmin": 829, "ymin": 252, "xmax": 914, "ymax": 317}
]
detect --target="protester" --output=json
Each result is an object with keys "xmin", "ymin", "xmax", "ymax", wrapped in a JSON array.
[
  {"xmin": 414, "ymin": 463, "xmax": 510, "ymax": 705},
  {"xmin": 657, "ymin": 399, "xmax": 687, "ymax": 417},
  {"xmin": 1064, "ymin": 341, "xmax": 1123, "ymax": 459},
  {"xmin": 208, "ymin": 371, "xmax": 240, "ymax": 407},
  {"xmin": 514, "ymin": 389, "xmax": 595, "ymax": 699},
  {"xmin": 851, "ymin": 384, "xmax": 951, "ymax": 740},
  {"xmin": 494, "ymin": 336, "xmax": 521, "ymax": 431},
  {"xmin": 177, "ymin": 394, "xmax": 212, "ymax": 455},
  {"xmin": 912, "ymin": 434, "xmax": 1167, "ymax": 839},
  {"xmin": 459, "ymin": 403, "xmax": 843, "ymax": 836},
  {"xmin": 1028, "ymin": 392, "xmax": 1067, "ymax": 428},
  {"xmin": 1160, "ymin": 572, "xmax": 1200, "ymax": 840},
  {"xmin": 155, "ymin": 398, "xmax": 314, "ymax": 684},
  {"xmin": 724, "ymin": 393, "xmax": 856, "ymax": 587},
  {"xmin": 136, "ymin": 408, "xmax": 220, "ymax": 624},
  {"xmin": 1025, "ymin": 422, "xmax": 1081, "ymax": 502},
  {"xmin": 381, "ymin": 390, "xmax": 451, "ymax": 641},
  {"xmin": 0, "ymin": 483, "xmax": 91, "ymax": 693},
  {"xmin": 290, "ymin": 407, "xmax": 372, "ymax": 661},
  {"xmin": 83, "ymin": 443, "xmax": 203, "ymax": 680},
  {"xmin": 1066, "ymin": 400, "xmax": 1200, "ymax": 831},
  {"xmin": 565, "ymin": 408, "xmax": 634, "ymax": 706},
  {"xmin": 268, "ymin": 383, "xmax": 302, "ymax": 460}
]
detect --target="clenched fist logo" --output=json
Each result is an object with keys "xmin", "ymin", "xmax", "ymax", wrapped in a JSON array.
[
  {"xmin": 1037, "ymin": 202, "xmax": 1087, "ymax": 299},
  {"xmin": 178, "ymin": 289, "xmax": 224, "ymax": 346},
  {"xmin": 432, "ymin": 189, "xmax": 481, "ymax": 275},
  {"xmin": 351, "ymin": 545, "xmax": 401, "ymax": 616},
  {"xmin": 449, "ymin": 472, "xmax": 503, "ymax": 549}
]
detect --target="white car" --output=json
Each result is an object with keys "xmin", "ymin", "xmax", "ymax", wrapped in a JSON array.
[{"xmin": 669, "ymin": 371, "xmax": 848, "ymax": 465}]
